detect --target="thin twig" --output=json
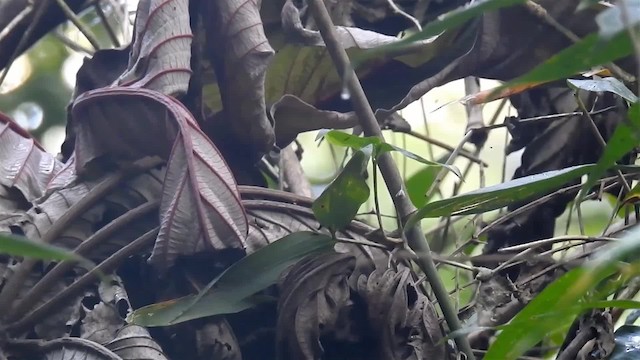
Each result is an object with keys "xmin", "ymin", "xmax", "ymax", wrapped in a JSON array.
[
  {"xmin": 477, "ymin": 173, "xmax": 638, "ymax": 238},
  {"xmin": 386, "ymin": 0, "xmax": 422, "ymax": 31},
  {"xmin": 480, "ymin": 106, "xmax": 619, "ymax": 131},
  {"xmin": 53, "ymin": 30, "xmax": 95, "ymax": 55},
  {"xmin": 574, "ymin": 92, "xmax": 631, "ymax": 192},
  {"xmin": 400, "ymin": 129, "xmax": 487, "ymax": 165},
  {"xmin": 372, "ymin": 158, "xmax": 386, "ymax": 234},
  {"xmin": 54, "ymin": 0, "xmax": 101, "ymax": 50},
  {"xmin": 281, "ymin": 144, "xmax": 313, "ymax": 197},
  {"xmin": 307, "ymin": 1, "xmax": 475, "ymax": 357},
  {"xmin": 0, "ymin": 0, "xmax": 51, "ymax": 88},
  {"xmin": 499, "ymin": 235, "xmax": 617, "ymax": 252},
  {"xmin": 425, "ymin": 131, "xmax": 475, "ymax": 199},
  {"xmin": 94, "ymin": 1, "xmax": 121, "ymax": 47},
  {"xmin": 0, "ymin": 5, "xmax": 33, "ymax": 44}
]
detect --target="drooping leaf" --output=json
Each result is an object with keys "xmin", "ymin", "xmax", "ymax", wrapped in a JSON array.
[
  {"xmin": 277, "ymin": 253, "xmax": 357, "ymax": 360},
  {"xmin": 199, "ymin": 0, "xmax": 275, "ymax": 158},
  {"xmin": 116, "ymin": 0, "xmax": 192, "ymax": 95},
  {"xmin": 72, "ymin": 89, "xmax": 248, "ymax": 271},
  {"xmin": 355, "ymin": 268, "xmax": 446, "ymax": 359},
  {"xmin": 579, "ymin": 103, "xmax": 640, "ymax": 202},
  {"xmin": 405, "ymin": 164, "xmax": 595, "ymax": 228},
  {"xmin": 271, "ymin": 96, "xmax": 359, "ymax": 147},
  {"xmin": 106, "ymin": 325, "xmax": 168, "ymax": 359},
  {"xmin": 312, "ymin": 146, "xmax": 372, "ymax": 233},
  {"xmin": 127, "ymin": 232, "xmax": 336, "ymax": 326},
  {"xmin": 62, "ymin": 47, "xmax": 131, "ymax": 159},
  {"xmin": 0, "ymin": 112, "xmax": 63, "ymax": 202},
  {"xmin": 208, "ymin": 0, "xmax": 472, "ymax": 149},
  {"xmin": 319, "ymin": 130, "xmax": 460, "ymax": 176},
  {"xmin": 568, "ymin": 77, "xmax": 638, "ymax": 103}
]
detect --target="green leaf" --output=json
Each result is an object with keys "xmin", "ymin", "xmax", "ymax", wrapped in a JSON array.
[
  {"xmin": 362, "ymin": 0, "xmax": 526, "ymax": 58},
  {"xmin": 568, "ymin": 77, "xmax": 638, "ymax": 103},
  {"xmin": 405, "ymin": 153, "xmax": 450, "ymax": 207},
  {"xmin": 406, "ymin": 166, "xmax": 441, "ymax": 208},
  {"xmin": 596, "ymin": 0, "xmax": 640, "ymax": 40},
  {"xmin": 497, "ymin": 31, "xmax": 634, "ymax": 92},
  {"xmin": 405, "ymin": 165, "xmax": 595, "ymax": 229},
  {"xmin": 485, "ymin": 266, "xmax": 617, "ymax": 359},
  {"xmin": 320, "ymin": 130, "xmax": 460, "ymax": 176},
  {"xmin": 582, "ymin": 299, "xmax": 640, "ymax": 310},
  {"xmin": 128, "ymin": 232, "xmax": 336, "ymax": 326},
  {"xmin": 320, "ymin": 129, "xmax": 381, "ymax": 149},
  {"xmin": 579, "ymin": 104, "xmax": 640, "ymax": 202},
  {"xmin": 0, "ymin": 233, "xmax": 92, "ymax": 265},
  {"xmin": 312, "ymin": 145, "xmax": 372, "ymax": 232}
]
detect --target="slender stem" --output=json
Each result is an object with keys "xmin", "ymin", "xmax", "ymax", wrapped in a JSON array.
[
  {"xmin": 372, "ymin": 158, "xmax": 386, "ymax": 233},
  {"xmin": 307, "ymin": 1, "xmax": 475, "ymax": 357},
  {"xmin": 0, "ymin": 0, "xmax": 51, "ymax": 88},
  {"xmin": 425, "ymin": 130, "xmax": 474, "ymax": 199},
  {"xmin": 574, "ymin": 93, "xmax": 631, "ymax": 192},
  {"xmin": 54, "ymin": 0, "xmax": 101, "ymax": 50},
  {"xmin": 94, "ymin": 1, "xmax": 121, "ymax": 47}
]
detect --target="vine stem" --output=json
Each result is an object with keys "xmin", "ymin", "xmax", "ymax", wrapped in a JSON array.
[{"xmin": 307, "ymin": 1, "xmax": 475, "ymax": 358}]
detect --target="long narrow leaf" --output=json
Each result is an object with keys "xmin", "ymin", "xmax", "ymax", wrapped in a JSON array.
[
  {"xmin": 0, "ymin": 234, "xmax": 87, "ymax": 263},
  {"xmin": 496, "ymin": 31, "xmax": 633, "ymax": 93},
  {"xmin": 127, "ymin": 232, "xmax": 336, "ymax": 326},
  {"xmin": 405, "ymin": 164, "xmax": 594, "ymax": 229}
]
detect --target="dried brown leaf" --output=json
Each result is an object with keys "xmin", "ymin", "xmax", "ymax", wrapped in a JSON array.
[
  {"xmin": 0, "ymin": 113, "xmax": 63, "ymax": 202},
  {"xmin": 276, "ymin": 252, "xmax": 356, "ymax": 360},
  {"xmin": 117, "ymin": 0, "xmax": 192, "ymax": 96},
  {"xmin": 201, "ymin": 0, "xmax": 275, "ymax": 157},
  {"xmin": 270, "ymin": 95, "xmax": 359, "ymax": 147},
  {"xmin": 356, "ymin": 269, "xmax": 445, "ymax": 360},
  {"xmin": 72, "ymin": 89, "xmax": 248, "ymax": 270}
]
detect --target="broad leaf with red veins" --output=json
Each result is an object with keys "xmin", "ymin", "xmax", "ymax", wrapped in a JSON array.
[
  {"xmin": 201, "ymin": 0, "xmax": 275, "ymax": 159},
  {"xmin": 72, "ymin": 88, "xmax": 248, "ymax": 270},
  {"xmin": 116, "ymin": 0, "xmax": 193, "ymax": 96},
  {"xmin": 69, "ymin": 0, "xmax": 248, "ymax": 270},
  {"xmin": 0, "ymin": 112, "xmax": 63, "ymax": 202}
]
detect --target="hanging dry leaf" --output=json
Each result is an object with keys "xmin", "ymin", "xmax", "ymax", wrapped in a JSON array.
[
  {"xmin": 270, "ymin": 95, "xmax": 359, "ymax": 147},
  {"xmin": 200, "ymin": 0, "xmax": 275, "ymax": 159},
  {"xmin": 116, "ymin": 0, "xmax": 192, "ymax": 96},
  {"xmin": 0, "ymin": 113, "xmax": 63, "ymax": 202},
  {"xmin": 72, "ymin": 89, "xmax": 248, "ymax": 270},
  {"xmin": 356, "ymin": 269, "xmax": 445, "ymax": 360},
  {"xmin": 106, "ymin": 325, "xmax": 168, "ymax": 360},
  {"xmin": 276, "ymin": 252, "xmax": 356, "ymax": 360}
]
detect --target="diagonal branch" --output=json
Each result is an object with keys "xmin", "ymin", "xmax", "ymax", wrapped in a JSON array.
[{"xmin": 307, "ymin": 0, "xmax": 475, "ymax": 358}]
